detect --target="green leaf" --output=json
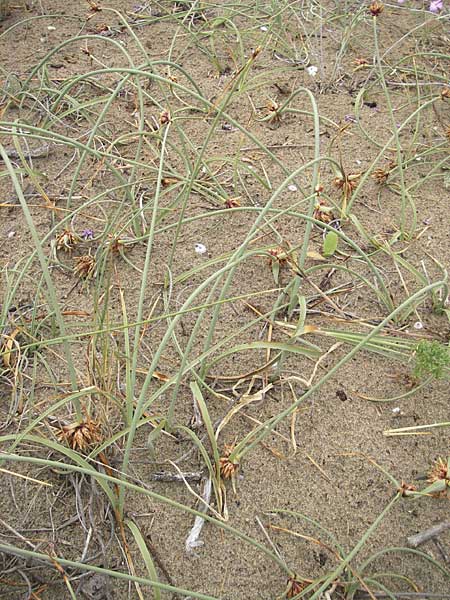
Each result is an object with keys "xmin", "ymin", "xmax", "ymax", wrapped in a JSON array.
[
  {"xmin": 323, "ymin": 231, "xmax": 338, "ymax": 257},
  {"xmin": 125, "ymin": 520, "xmax": 161, "ymax": 600}
]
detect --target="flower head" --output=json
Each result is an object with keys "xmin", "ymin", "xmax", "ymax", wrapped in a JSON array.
[
  {"xmin": 429, "ymin": 0, "xmax": 443, "ymax": 13},
  {"xmin": 81, "ymin": 228, "xmax": 94, "ymax": 241},
  {"xmin": 369, "ymin": 1, "xmax": 384, "ymax": 16}
]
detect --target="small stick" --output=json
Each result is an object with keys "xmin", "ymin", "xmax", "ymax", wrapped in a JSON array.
[
  {"xmin": 151, "ymin": 471, "xmax": 203, "ymax": 483},
  {"xmin": 0, "ymin": 145, "xmax": 52, "ymax": 160},
  {"xmin": 407, "ymin": 521, "xmax": 450, "ymax": 548},
  {"xmin": 356, "ymin": 593, "xmax": 450, "ymax": 599}
]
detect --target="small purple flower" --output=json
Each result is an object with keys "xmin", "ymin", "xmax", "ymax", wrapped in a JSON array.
[
  {"xmin": 344, "ymin": 114, "xmax": 357, "ymax": 123},
  {"xmin": 429, "ymin": 0, "xmax": 443, "ymax": 13},
  {"xmin": 81, "ymin": 228, "xmax": 94, "ymax": 241}
]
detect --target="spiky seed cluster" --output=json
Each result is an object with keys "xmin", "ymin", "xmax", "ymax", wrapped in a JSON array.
[
  {"xmin": 398, "ymin": 481, "xmax": 417, "ymax": 497},
  {"xmin": 224, "ymin": 196, "xmax": 241, "ymax": 209},
  {"xmin": 313, "ymin": 199, "xmax": 335, "ymax": 224},
  {"xmin": 428, "ymin": 457, "xmax": 449, "ymax": 484},
  {"xmin": 286, "ymin": 577, "xmax": 306, "ymax": 599},
  {"xmin": 159, "ymin": 110, "xmax": 171, "ymax": 125},
  {"xmin": 268, "ymin": 247, "xmax": 288, "ymax": 263},
  {"xmin": 219, "ymin": 445, "xmax": 239, "ymax": 479},
  {"xmin": 74, "ymin": 254, "xmax": 96, "ymax": 280},
  {"xmin": 58, "ymin": 419, "xmax": 102, "ymax": 452},
  {"xmin": 266, "ymin": 99, "xmax": 281, "ymax": 123},
  {"xmin": 56, "ymin": 229, "xmax": 79, "ymax": 253},
  {"xmin": 371, "ymin": 167, "xmax": 390, "ymax": 184},
  {"xmin": 333, "ymin": 172, "xmax": 360, "ymax": 197},
  {"xmin": 369, "ymin": 1, "xmax": 384, "ymax": 16}
]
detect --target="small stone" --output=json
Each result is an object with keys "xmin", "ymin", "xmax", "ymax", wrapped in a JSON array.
[
  {"xmin": 307, "ymin": 65, "xmax": 318, "ymax": 77},
  {"xmin": 47, "ymin": 26, "xmax": 56, "ymax": 31},
  {"xmin": 260, "ymin": 26, "xmax": 268, "ymax": 32},
  {"xmin": 194, "ymin": 243, "xmax": 207, "ymax": 255},
  {"xmin": 413, "ymin": 321, "xmax": 423, "ymax": 330},
  {"xmin": 287, "ymin": 184, "xmax": 298, "ymax": 192},
  {"xmin": 7, "ymin": 231, "xmax": 16, "ymax": 238}
]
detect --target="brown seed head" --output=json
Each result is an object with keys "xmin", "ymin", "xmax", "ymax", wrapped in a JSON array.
[
  {"xmin": 219, "ymin": 444, "xmax": 239, "ymax": 479},
  {"xmin": 74, "ymin": 253, "xmax": 96, "ymax": 280},
  {"xmin": 428, "ymin": 457, "xmax": 449, "ymax": 484},
  {"xmin": 56, "ymin": 229, "xmax": 79, "ymax": 253},
  {"xmin": 224, "ymin": 196, "xmax": 241, "ymax": 209},
  {"xmin": 369, "ymin": 1, "xmax": 384, "ymax": 16},
  {"xmin": 333, "ymin": 172, "xmax": 360, "ymax": 197},
  {"xmin": 398, "ymin": 481, "xmax": 417, "ymax": 497},
  {"xmin": 286, "ymin": 577, "xmax": 306, "ymax": 599},
  {"xmin": 441, "ymin": 87, "xmax": 450, "ymax": 100},
  {"xmin": 58, "ymin": 418, "xmax": 102, "ymax": 452},
  {"xmin": 371, "ymin": 167, "xmax": 389, "ymax": 184},
  {"xmin": 252, "ymin": 46, "xmax": 262, "ymax": 59},
  {"xmin": 268, "ymin": 246, "xmax": 288, "ymax": 264},
  {"xmin": 266, "ymin": 99, "xmax": 281, "ymax": 123},
  {"xmin": 313, "ymin": 199, "xmax": 335, "ymax": 224},
  {"xmin": 159, "ymin": 110, "xmax": 171, "ymax": 125}
]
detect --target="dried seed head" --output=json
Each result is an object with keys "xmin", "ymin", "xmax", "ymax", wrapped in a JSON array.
[
  {"xmin": 286, "ymin": 577, "xmax": 306, "ymax": 599},
  {"xmin": 219, "ymin": 445, "xmax": 239, "ymax": 479},
  {"xmin": 428, "ymin": 457, "xmax": 449, "ymax": 484},
  {"xmin": 398, "ymin": 481, "xmax": 417, "ymax": 497},
  {"xmin": 313, "ymin": 199, "xmax": 335, "ymax": 224},
  {"xmin": 333, "ymin": 172, "xmax": 360, "ymax": 197},
  {"xmin": 252, "ymin": 46, "xmax": 262, "ymax": 59},
  {"xmin": 266, "ymin": 99, "xmax": 281, "ymax": 123},
  {"xmin": 56, "ymin": 229, "xmax": 79, "ymax": 253},
  {"xmin": 371, "ymin": 167, "xmax": 389, "ymax": 184},
  {"xmin": 58, "ymin": 417, "xmax": 102, "ymax": 453},
  {"xmin": 268, "ymin": 246, "xmax": 288, "ymax": 263},
  {"xmin": 87, "ymin": 0, "xmax": 102, "ymax": 11},
  {"xmin": 74, "ymin": 253, "xmax": 96, "ymax": 280},
  {"xmin": 369, "ymin": 1, "xmax": 384, "ymax": 16},
  {"xmin": 441, "ymin": 87, "xmax": 450, "ymax": 99},
  {"xmin": 354, "ymin": 57, "xmax": 369, "ymax": 66},
  {"xmin": 224, "ymin": 196, "xmax": 241, "ymax": 208},
  {"xmin": 159, "ymin": 110, "xmax": 171, "ymax": 125}
]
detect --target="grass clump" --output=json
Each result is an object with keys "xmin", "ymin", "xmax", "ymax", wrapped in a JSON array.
[{"xmin": 413, "ymin": 340, "xmax": 450, "ymax": 380}]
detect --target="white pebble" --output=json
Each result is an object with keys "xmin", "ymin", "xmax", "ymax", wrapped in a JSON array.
[
  {"xmin": 307, "ymin": 65, "xmax": 318, "ymax": 77},
  {"xmin": 47, "ymin": 26, "xmax": 56, "ymax": 31},
  {"xmin": 194, "ymin": 243, "xmax": 207, "ymax": 255},
  {"xmin": 287, "ymin": 184, "xmax": 298, "ymax": 192},
  {"xmin": 413, "ymin": 321, "xmax": 423, "ymax": 330},
  {"xmin": 392, "ymin": 407, "xmax": 401, "ymax": 414},
  {"xmin": 7, "ymin": 231, "xmax": 16, "ymax": 238},
  {"xmin": 260, "ymin": 26, "xmax": 268, "ymax": 32}
]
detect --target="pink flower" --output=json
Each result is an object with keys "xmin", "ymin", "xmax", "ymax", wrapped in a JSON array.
[{"xmin": 429, "ymin": 0, "xmax": 443, "ymax": 12}]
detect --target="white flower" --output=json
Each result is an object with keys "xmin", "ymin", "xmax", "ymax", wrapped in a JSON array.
[
  {"xmin": 413, "ymin": 321, "xmax": 423, "ymax": 330},
  {"xmin": 287, "ymin": 184, "xmax": 298, "ymax": 192},
  {"xmin": 307, "ymin": 65, "xmax": 318, "ymax": 77},
  {"xmin": 194, "ymin": 243, "xmax": 207, "ymax": 255}
]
